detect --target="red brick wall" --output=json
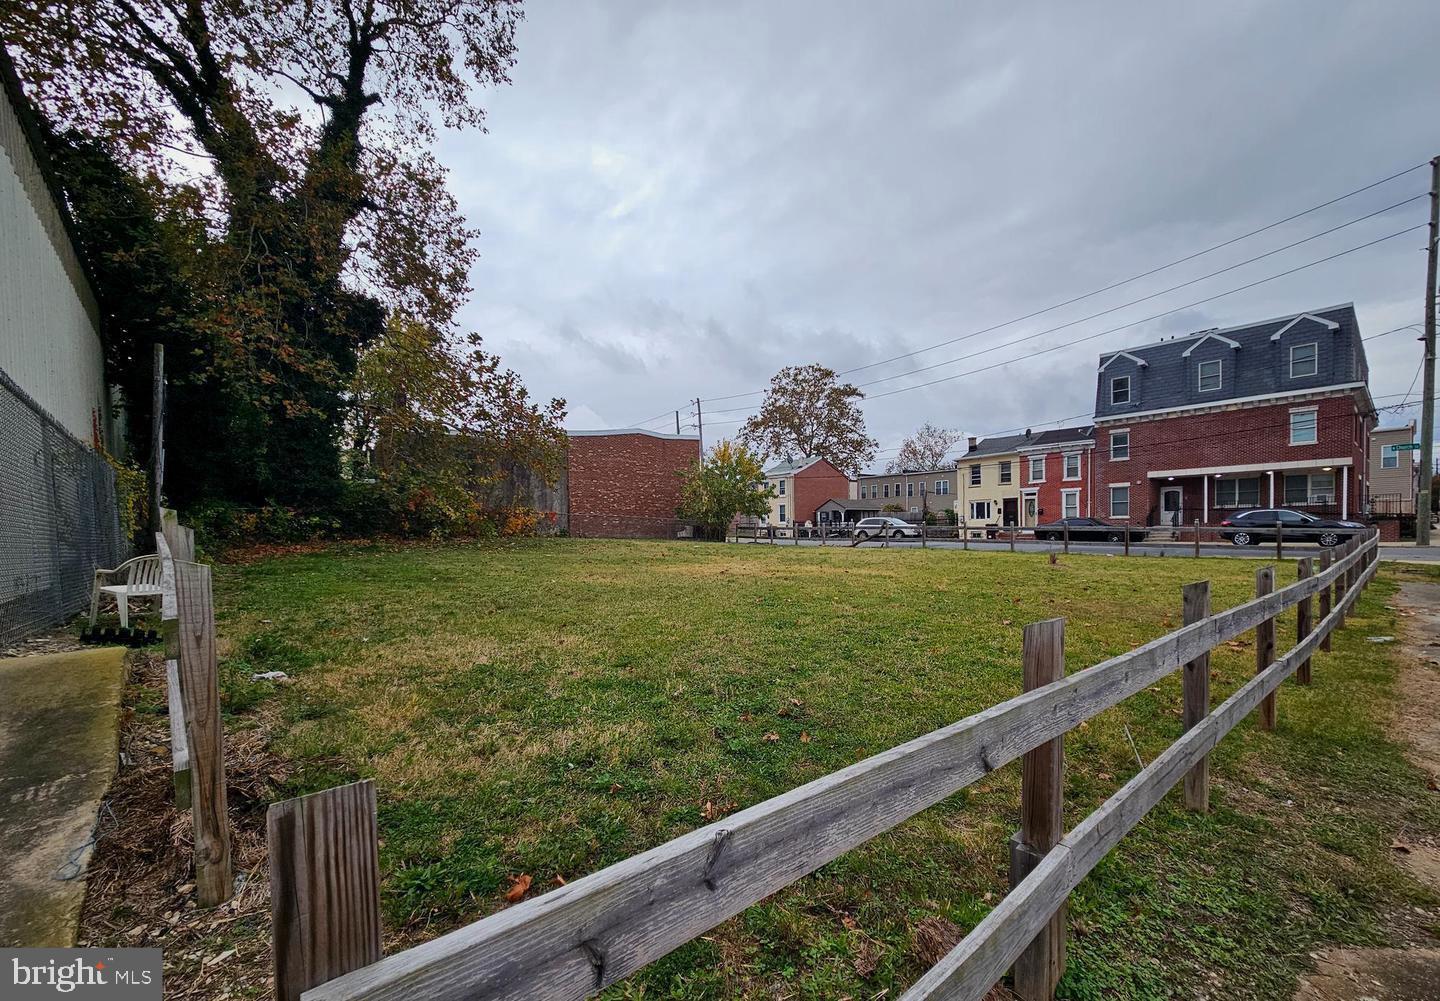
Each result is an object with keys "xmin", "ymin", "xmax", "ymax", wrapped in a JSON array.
[
  {"xmin": 568, "ymin": 433, "xmax": 700, "ymax": 538},
  {"xmin": 1021, "ymin": 449, "xmax": 1092, "ymax": 521},
  {"xmin": 791, "ymin": 460, "xmax": 851, "ymax": 525},
  {"xmin": 1092, "ymin": 393, "xmax": 1369, "ymax": 523}
]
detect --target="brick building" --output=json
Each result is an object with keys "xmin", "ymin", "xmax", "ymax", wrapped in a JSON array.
[
  {"xmin": 567, "ymin": 429, "xmax": 700, "ymax": 538},
  {"xmin": 1090, "ymin": 304, "xmax": 1375, "ymax": 527},
  {"xmin": 763, "ymin": 457, "xmax": 851, "ymax": 527},
  {"xmin": 1016, "ymin": 426, "xmax": 1096, "ymax": 523}
]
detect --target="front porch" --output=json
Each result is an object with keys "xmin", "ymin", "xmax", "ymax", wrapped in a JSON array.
[{"xmin": 1144, "ymin": 458, "xmax": 1355, "ymax": 527}]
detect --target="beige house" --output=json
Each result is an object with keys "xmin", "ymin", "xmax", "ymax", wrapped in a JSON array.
[
  {"xmin": 854, "ymin": 466, "xmax": 959, "ymax": 519},
  {"xmin": 1369, "ymin": 423, "xmax": 1417, "ymax": 515},
  {"xmin": 957, "ymin": 433, "xmax": 1028, "ymax": 527}
]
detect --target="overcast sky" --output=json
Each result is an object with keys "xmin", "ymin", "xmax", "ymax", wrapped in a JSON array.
[{"xmin": 437, "ymin": 0, "xmax": 1440, "ymax": 469}]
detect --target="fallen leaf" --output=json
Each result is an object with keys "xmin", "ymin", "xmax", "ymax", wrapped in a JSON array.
[
  {"xmin": 841, "ymin": 915, "xmax": 859, "ymax": 930},
  {"xmin": 553, "ymin": 874, "xmax": 567, "ymax": 887},
  {"xmin": 1390, "ymin": 839, "xmax": 1412, "ymax": 854},
  {"xmin": 763, "ymin": 732, "xmax": 780, "ymax": 742},
  {"xmin": 800, "ymin": 731, "xmax": 812, "ymax": 743},
  {"xmin": 790, "ymin": 698, "xmax": 804, "ymax": 707},
  {"xmin": 505, "ymin": 874, "xmax": 533, "ymax": 902}
]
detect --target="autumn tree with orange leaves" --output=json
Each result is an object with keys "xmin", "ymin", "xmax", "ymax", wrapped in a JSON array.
[{"xmin": 1, "ymin": 0, "xmax": 559, "ymax": 508}]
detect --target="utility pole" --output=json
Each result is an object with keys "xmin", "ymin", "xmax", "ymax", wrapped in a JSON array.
[
  {"xmin": 150, "ymin": 343, "xmax": 165, "ymax": 540},
  {"xmin": 675, "ymin": 410, "xmax": 681, "ymax": 435},
  {"xmin": 1419, "ymin": 155, "xmax": 1439, "ymax": 546},
  {"xmin": 694, "ymin": 398, "xmax": 704, "ymax": 455}
]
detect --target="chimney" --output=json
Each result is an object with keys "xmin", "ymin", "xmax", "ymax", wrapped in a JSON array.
[
  {"xmin": 967, "ymin": 435, "xmax": 978, "ymax": 451},
  {"xmin": 1025, "ymin": 428, "xmax": 1032, "ymax": 438}
]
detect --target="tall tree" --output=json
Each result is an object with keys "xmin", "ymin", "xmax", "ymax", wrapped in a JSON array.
[
  {"xmin": 1, "ymin": 0, "xmax": 523, "ymax": 502},
  {"xmin": 738, "ymin": 364, "xmax": 878, "ymax": 476},
  {"xmin": 886, "ymin": 423, "xmax": 963, "ymax": 473}
]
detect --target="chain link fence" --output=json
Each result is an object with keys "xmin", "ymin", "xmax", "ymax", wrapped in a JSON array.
[{"xmin": 0, "ymin": 367, "xmax": 125, "ymax": 648}]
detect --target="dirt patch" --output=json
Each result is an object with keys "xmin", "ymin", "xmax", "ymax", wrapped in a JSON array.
[
  {"xmin": 0, "ymin": 625, "xmax": 89, "ymax": 659},
  {"xmin": 1294, "ymin": 947, "xmax": 1440, "ymax": 1001},
  {"xmin": 76, "ymin": 652, "xmax": 289, "ymax": 999},
  {"xmin": 1294, "ymin": 581, "xmax": 1440, "ymax": 1000}
]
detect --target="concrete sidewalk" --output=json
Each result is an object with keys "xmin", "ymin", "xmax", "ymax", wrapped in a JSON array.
[{"xmin": 0, "ymin": 646, "xmax": 126, "ymax": 947}]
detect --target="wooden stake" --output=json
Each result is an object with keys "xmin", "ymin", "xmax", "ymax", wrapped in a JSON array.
[
  {"xmin": 155, "ymin": 532, "xmax": 190, "ymax": 809},
  {"xmin": 269, "ymin": 781, "xmax": 383, "ymax": 1001},
  {"xmin": 1296, "ymin": 558, "xmax": 1314, "ymax": 685},
  {"xmin": 174, "ymin": 560, "xmax": 233, "ymax": 906},
  {"xmin": 1255, "ymin": 565, "xmax": 1276, "ymax": 731},
  {"xmin": 1318, "ymin": 549, "xmax": 1333, "ymax": 653},
  {"xmin": 1181, "ymin": 581, "xmax": 1210, "ymax": 812},
  {"xmin": 1011, "ymin": 618, "xmax": 1066, "ymax": 1000},
  {"xmin": 1193, "ymin": 520, "xmax": 1201, "ymax": 558}
]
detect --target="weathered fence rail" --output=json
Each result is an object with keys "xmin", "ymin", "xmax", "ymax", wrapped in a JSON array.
[{"xmin": 293, "ymin": 532, "xmax": 1380, "ymax": 1001}]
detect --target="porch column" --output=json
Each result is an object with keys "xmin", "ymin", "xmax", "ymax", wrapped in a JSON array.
[
  {"xmin": 1202, "ymin": 477, "xmax": 1208, "ymax": 524},
  {"xmin": 1268, "ymin": 471, "xmax": 1275, "ymax": 507},
  {"xmin": 1342, "ymin": 465, "xmax": 1349, "ymax": 519}
]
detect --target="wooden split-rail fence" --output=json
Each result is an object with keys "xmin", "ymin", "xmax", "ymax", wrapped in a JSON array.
[{"xmin": 266, "ymin": 531, "xmax": 1381, "ymax": 1001}]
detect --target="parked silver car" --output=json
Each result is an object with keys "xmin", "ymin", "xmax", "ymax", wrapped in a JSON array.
[{"xmin": 853, "ymin": 516, "xmax": 920, "ymax": 540}]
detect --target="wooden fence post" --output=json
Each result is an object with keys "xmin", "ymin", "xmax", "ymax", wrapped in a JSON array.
[
  {"xmin": 1123, "ymin": 523, "xmax": 1130, "ymax": 557},
  {"xmin": 1255, "ymin": 565, "xmax": 1277, "ymax": 731},
  {"xmin": 1181, "ymin": 581, "xmax": 1210, "ymax": 812},
  {"xmin": 1011, "ymin": 618, "xmax": 1066, "ymax": 1000},
  {"xmin": 1337, "ymin": 540, "xmax": 1352, "ymax": 630},
  {"xmin": 1275, "ymin": 521, "xmax": 1283, "ymax": 561},
  {"xmin": 1296, "ymin": 558, "xmax": 1313, "ymax": 685},
  {"xmin": 1193, "ymin": 520, "xmax": 1201, "ymax": 558},
  {"xmin": 1318, "ymin": 549, "xmax": 1333, "ymax": 652},
  {"xmin": 1062, "ymin": 522, "xmax": 1070, "ymax": 555},
  {"xmin": 174, "ymin": 559, "xmax": 234, "ymax": 906},
  {"xmin": 155, "ymin": 533, "xmax": 191, "ymax": 809},
  {"xmin": 269, "ymin": 780, "xmax": 383, "ymax": 1001}
]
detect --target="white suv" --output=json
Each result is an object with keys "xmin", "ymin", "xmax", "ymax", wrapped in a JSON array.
[{"xmin": 854, "ymin": 516, "xmax": 920, "ymax": 540}]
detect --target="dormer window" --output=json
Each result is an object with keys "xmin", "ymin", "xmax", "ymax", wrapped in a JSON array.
[
  {"xmin": 1197, "ymin": 359, "xmax": 1222, "ymax": 392},
  {"xmin": 1290, "ymin": 342, "xmax": 1318, "ymax": 378},
  {"xmin": 1110, "ymin": 375, "xmax": 1131, "ymax": 405}
]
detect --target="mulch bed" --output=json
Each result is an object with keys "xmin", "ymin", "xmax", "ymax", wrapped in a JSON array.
[{"xmin": 77, "ymin": 651, "xmax": 286, "ymax": 1000}]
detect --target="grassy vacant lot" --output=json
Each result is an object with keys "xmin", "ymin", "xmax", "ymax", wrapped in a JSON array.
[{"xmin": 212, "ymin": 539, "xmax": 1438, "ymax": 999}]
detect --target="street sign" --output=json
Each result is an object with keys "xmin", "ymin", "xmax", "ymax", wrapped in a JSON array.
[{"xmin": 1391, "ymin": 442, "xmax": 1421, "ymax": 451}]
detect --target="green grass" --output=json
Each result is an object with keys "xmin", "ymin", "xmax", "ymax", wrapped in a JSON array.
[{"xmin": 214, "ymin": 539, "xmax": 1440, "ymax": 999}]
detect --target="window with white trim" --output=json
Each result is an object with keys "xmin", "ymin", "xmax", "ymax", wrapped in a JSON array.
[
  {"xmin": 907, "ymin": 482, "xmax": 914, "ymax": 498},
  {"xmin": 894, "ymin": 481, "xmax": 901, "ymax": 497},
  {"xmin": 1215, "ymin": 477, "xmax": 1261, "ymax": 508},
  {"xmin": 969, "ymin": 500, "xmax": 993, "ymax": 521},
  {"xmin": 779, "ymin": 504, "xmax": 786, "ymax": 523},
  {"xmin": 1289, "ymin": 407, "xmax": 1318, "ymax": 445},
  {"xmin": 1284, "ymin": 472, "xmax": 1335, "ymax": 505},
  {"xmin": 1110, "ymin": 431, "xmax": 1129, "ymax": 460},
  {"xmin": 1062, "ymin": 489, "xmax": 1080, "ymax": 519},
  {"xmin": 1109, "ymin": 485, "xmax": 1130, "ymax": 518},
  {"xmin": 1110, "ymin": 375, "xmax": 1131, "ymax": 405},
  {"xmin": 883, "ymin": 483, "xmax": 890, "ymax": 498},
  {"xmin": 999, "ymin": 460, "xmax": 1012, "ymax": 485},
  {"xmin": 778, "ymin": 479, "xmax": 786, "ymax": 496},
  {"xmin": 1028, "ymin": 455, "xmax": 1045, "ymax": 481},
  {"xmin": 860, "ymin": 484, "xmax": 868, "ymax": 499},
  {"xmin": 969, "ymin": 463, "xmax": 981, "ymax": 486},
  {"xmin": 1381, "ymin": 444, "xmax": 1401, "ymax": 469},
  {"xmin": 935, "ymin": 480, "xmax": 949, "ymax": 495},
  {"xmin": 1063, "ymin": 453, "xmax": 1081, "ymax": 480},
  {"xmin": 1290, "ymin": 342, "xmax": 1318, "ymax": 378},
  {"xmin": 1197, "ymin": 358, "xmax": 1222, "ymax": 392}
]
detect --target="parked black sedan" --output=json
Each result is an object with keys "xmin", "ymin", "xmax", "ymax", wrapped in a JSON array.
[
  {"xmin": 1218, "ymin": 509, "xmax": 1366, "ymax": 547},
  {"xmin": 1031, "ymin": 518, "xmax": 1148, "ymax": 543},
  {"xmin": 1215, "ymin": 509, "xmax": 1359, "ymax": 547}
]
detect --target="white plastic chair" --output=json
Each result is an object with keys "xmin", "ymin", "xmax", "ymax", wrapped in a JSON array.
[{"xmin": 89, "ymin": 555, "xmax": 164, "ymax": 629}]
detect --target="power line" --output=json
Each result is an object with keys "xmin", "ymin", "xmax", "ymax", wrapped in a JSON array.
[
  {"xmin": 864, "ymin": 224, "xmax": 1426, "ymax": 402},
  {"xmin": 703, "ymin": 159, "xmax": 1432, "ymax": 404}
]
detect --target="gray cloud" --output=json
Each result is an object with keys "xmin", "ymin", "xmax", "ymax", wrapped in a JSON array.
[{"xmin": 441, "ymin": 0, "xmax": 1440, "ymax": 460}]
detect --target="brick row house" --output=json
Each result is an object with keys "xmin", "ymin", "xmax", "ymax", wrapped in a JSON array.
[
  {"xmin": 762, "ymin": 457, "xmax": 851, "ymax": 528},
  {"xmin": 567, "ymin": 429, "xmax": 700, "ymax": 538},
  {"xmin": 1090, "ymin": 304, "xmax": 1377, "ymax": 529}
]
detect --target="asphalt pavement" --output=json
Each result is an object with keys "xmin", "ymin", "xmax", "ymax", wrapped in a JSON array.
[{"xmin": 731, "ymin": 535, "xmax": 1440, "ymax": 562}]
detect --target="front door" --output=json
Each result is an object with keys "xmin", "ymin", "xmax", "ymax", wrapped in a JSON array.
[
  {"xmin": 1023, "ymin": 494, "xmax": 1038, "ymax": 526},
  {"xmin": 1161, "ymin": 487, "xmax": 1183, "ymax": 527},
  {"xmin": 1002, "ymin": 497, "xmax": 1019, "ymax": 527}
]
